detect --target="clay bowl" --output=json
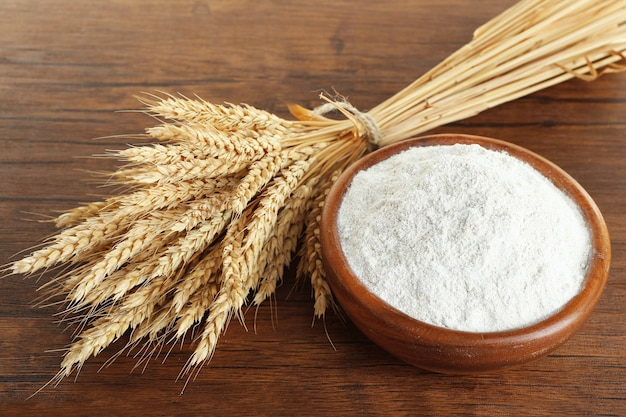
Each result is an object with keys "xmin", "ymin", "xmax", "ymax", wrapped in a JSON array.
[{"xmin": 320, "ymin": 133, "xmax": 610, "ymax": 374}]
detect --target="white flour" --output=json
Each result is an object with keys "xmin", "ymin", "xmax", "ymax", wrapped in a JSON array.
[{"xmin": 337, "ymin": 144, "xmax": 591, "ymax": 332}]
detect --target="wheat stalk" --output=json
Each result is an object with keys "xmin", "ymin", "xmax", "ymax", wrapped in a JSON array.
[{"xmin": 11, "ymin": 0, "xmax": 626, "ymax": 387}]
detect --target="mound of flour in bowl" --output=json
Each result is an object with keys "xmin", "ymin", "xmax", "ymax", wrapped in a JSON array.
[{"xmin": 337, "ymin": 144, "xmax": 591, "ymax": 332}]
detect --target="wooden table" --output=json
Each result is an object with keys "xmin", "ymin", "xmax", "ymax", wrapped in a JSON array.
[{"xmin": 1, "ymin": 1, "xmax": 625, "ymax": 415}]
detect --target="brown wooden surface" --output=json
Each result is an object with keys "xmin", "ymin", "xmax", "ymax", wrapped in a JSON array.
[{"xmin": 1, "ymin": 1, "xmax": 624, "ymax": 416}]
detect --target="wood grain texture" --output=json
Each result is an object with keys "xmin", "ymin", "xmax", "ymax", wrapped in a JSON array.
[{"xmin": 1, "ymin": 1, "xmax": 625, "ymax": 416}]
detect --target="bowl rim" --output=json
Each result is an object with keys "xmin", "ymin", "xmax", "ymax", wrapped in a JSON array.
[{"xmin": 321, "ymin": 133, "xmax": 611, "ymax": 348}]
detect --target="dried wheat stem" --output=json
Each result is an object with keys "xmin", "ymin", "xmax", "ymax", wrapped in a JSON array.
[
  {"xmin": 114, "ymin": 157, "xmax": 249, "ymax": 185},
  {"xmin": 172, "ymin": 279, "xmax": 221, "ymax": 341},
  {"xmin": 157, "ymin": 215, "xmax": 231, "ymax": 277},
  {"xmin": 55, "ymin": 201, "xmax": 113, "ymax": 228},
  {"xmin": 253, "ymin": 178, "xmax": 317, "ymax": 306},
  {"xmin": 297, "ymin": 172, "xmax": 338, "ymax": 318},
  {"xmin": 140, "ymin": 93, "xmax": 292, "ymax": 134},
  {"xmin": 12, "ymin": 215, "xmax": 127, "ymax": 274},
  {"xmin": 227, "ymin": 151, "xmax": 283, "ymax": 215},
  {"xmin": 116, "ymin": 143, "xmax": 208, "ymax": 166},
  {"xmin": 170, "ymin": 244, "xmax": 224, "ymax": 315},
  {"xmin": 146, "ymin": 123, "xmax": 281, "ymax": 162}
]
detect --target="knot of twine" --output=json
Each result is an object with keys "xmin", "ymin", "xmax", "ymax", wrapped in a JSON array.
[{"xmin": 313, "ymin": 95, "xmax": 382, "ymax": 150}]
